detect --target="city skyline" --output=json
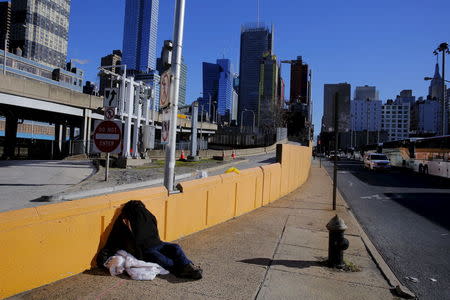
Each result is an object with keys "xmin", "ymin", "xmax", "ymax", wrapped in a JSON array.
[{"xmin": 65, "ymin": 0, "xmax": 450, "ymax": 132}]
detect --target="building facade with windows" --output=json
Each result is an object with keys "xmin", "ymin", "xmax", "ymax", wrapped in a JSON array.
[
  {"xmin": 258, "ymin": 53, "xmax": 279, "ymax": 129},
  {"xmin": 10, "ymin": 0, "xmax": 71, "ymax": 68},
  {"xmin": 411, "ymin": 98, "xmax": 441, "ymax": 135},
  {"xmin": 99, "ymin": 50, "xmax": 122, "ymax": 96},
  {"xmin": 200, "ymin": 59, "xmax": 233, "ymax": 122},
  {"xmin": 122, "ymin": 0, "xmax": 159, "ymax": 73},
  {"xmin": 354, "ymin": 85, "xmax": 379, "ymax": 101},
  {"xmin": 0, "ymin": 49, "xmax": 83, "ymax": 91},
  {"xmin": 238, "ymin": 24, "xmax": 273, "ymax": 127},
  {"xmin": 0, "ymin": 1, "xmax": 11, "ymax": 51},
  {"xmin": 322, "ymin": 83, "xmax": 351, "ymax": 133},
  {"xmin": 382, "ymin": 100, "xmax": 410, "ymax": 141},
  {"xmin": 351, "ymin": 99, "xmax": 382, "ymax": 131}
]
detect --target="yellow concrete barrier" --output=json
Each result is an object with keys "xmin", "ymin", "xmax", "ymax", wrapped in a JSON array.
[
  {"xmin": 261, "ymin": 163, "xmax": 282, "ymax": 204},
  {"xmin": 0, "ymin": 186, "xmax": 167, "ymax": 299},
  {"xmin": 208, "ymin": 173, "xmax": 237, "ymax": 226},
  {"xmin": 235, "ymin": 168, "xmax": 263, "ymax": 217},
  {"xmin": 0, "ymin": 144, "xmax": 312, "ymax": 299}
]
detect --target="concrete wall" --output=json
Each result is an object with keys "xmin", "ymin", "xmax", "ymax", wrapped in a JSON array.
[
  {"xmin": 0, "ymin": 144, "xmax": 311, "ymax": 298},
  {"xmin": 148, "ymin": 138, "xmax": 288, "ymax": 160}
]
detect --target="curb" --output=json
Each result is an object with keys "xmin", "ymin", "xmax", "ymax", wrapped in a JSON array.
[
  {"xmin": 44, "ymin": 159, "xmax": 249, "ymax": 202},
  {"xmin": 317, "ymin": 161, "xmax": 416, "ymax": 299}
]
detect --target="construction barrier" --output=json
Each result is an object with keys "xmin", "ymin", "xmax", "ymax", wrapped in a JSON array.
[{"xmin": 0, "ymin": 144, "xmax": 311, "ymax": 298}]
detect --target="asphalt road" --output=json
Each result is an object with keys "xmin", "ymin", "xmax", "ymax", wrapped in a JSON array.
[
  {"xmin": 0, "ymin": 152, "xmax": 277, "ymax": 212},
  {"xmin": 0, "ymin": 160, "xmax": 95, "ymax": 212},
  {"xmin": 322, "ymin": 159, "xmax": 450, "ymax": 300}
]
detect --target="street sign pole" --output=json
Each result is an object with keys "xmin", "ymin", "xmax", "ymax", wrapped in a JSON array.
[
  {"xmin": 124, "ymin": 77, "xmax": 134, "ymax": 157},
  {"xmin": 333, "ymin": 92, "xmax": 339, "ymax": 211},
  {"xmin": 105, "ymin": 152, "xmax": 110, "ymax": 181},
  {"xmin": 164, "ymin": 0, "xmax": 185, "ymax": 192}
]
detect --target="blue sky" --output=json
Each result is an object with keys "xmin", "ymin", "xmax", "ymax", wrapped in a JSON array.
[{"xmin": 67, "ymin": 0, "xmax": 450, "ymax": 133}]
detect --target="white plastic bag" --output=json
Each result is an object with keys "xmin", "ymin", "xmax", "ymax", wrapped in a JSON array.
[
  {"xmin": 105, "ymin": 250, "xmax": 169, "ymax": 280},
  {"xmin": 195, "ymin": 170, "xmax": 208, "ymax": 179},
  {"xmin": 104, "ymin": 255, "xmax": 125, "ymax": 276}
]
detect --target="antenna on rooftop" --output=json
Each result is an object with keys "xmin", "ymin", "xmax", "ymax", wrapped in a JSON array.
[{"xmin": 257, "ymin": 0, "xmax": 260, "ymax": 27}]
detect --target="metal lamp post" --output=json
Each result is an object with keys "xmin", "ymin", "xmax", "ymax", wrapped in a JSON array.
[
  {"xmin": 164, "ymin": 0, "xmax": 186, "ymax": 192},
  {"xmin": 240, "ymin": 109, "xmax": 255, "ymax": 133},
  {"xmin": 200, "ymin": 92, "xmax": 212, "ymax": 123}
]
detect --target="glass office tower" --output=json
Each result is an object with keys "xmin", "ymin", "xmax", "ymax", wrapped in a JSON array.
[
  {"xmin": 238, "ymin": 24, "xmax": 273, "ymax": 127},
  {"xmin": 200, "ymin": 59, "xmax": 233, "ymax": 122},
  {"xmin": 122, "ymin": 0, "xmax": 159, "ymax": 73}
]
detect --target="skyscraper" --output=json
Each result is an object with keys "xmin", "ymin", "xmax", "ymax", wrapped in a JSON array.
[
  {"xmin": 258, "ymin": 53, "xmax": 279, "ymax": 128},
  {"xmin": 99, "ymin": 50, "xmax": 122, "ymax": 96},
  {"xmin": 10, "ymin": 0, "xmax": 71, "ymax": 68},
  {"xmin": 290, "ymin": 56, "xmax": 310, "ymax": 105},
  {"xmin": 122, "ymin": 0, "xmax": 159, "ymax": 73},
  {"xmin": 238, "ymin": 24, "xmax": 273, "ymax": 126},
  {"xmin": 201, "ymin": 62, "xmax": 220, "ymax": 117},
  {"xmin": 428, "ymin": 63, "xmax": 445, "ymax": 101},
  {"xmin": 0, "ymin": 1, "xmax": 11, "ymax": 51},
  {"xmin": 200, "ymin": 59, "xmax": 233, "ymax": 122},
  {"xmin": 354, "ymin": 85, "xmax": 379, "ymax": 101},
  {"xmin": 321, "ymin": 83, "xmax": 351, "ymax": 149},
  {"xmin": 216, "ymin": 59, "xmax": 233, "ymax": 119},
  {"xmin": 322, "ymin": 83, "xmax": 351, "ymax": 133},
  {"xmin": 287, "ymin": 56, "xmax": 313, "ymax": 142}
]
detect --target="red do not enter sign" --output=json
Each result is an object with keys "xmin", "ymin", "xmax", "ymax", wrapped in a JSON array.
[{"xmin": 93, "ymin": 120, "xmax": 122, "ymax": 153}]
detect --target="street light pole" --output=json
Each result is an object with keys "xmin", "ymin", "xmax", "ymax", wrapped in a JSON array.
[
  {"xmin": 333, "ymin": 92, "xmax": 339, "ymax": 211},
  {"xmin": 164, "ymin": 0, "xmax": 185, "ymax": 192},
  {"xmin": 434, "ymin": 42, "xmax": 449, "ymax": 136},
  {"xmin": 240, "ymin": 110, "xmax": 245, "ymax": 132},
  {"xmin": 240, "ymin": 109, "xmax": 255, "ymax": 133},
  {"xmin": 441, "ymin": 45, "xmax": 447, "ymax": 135}
]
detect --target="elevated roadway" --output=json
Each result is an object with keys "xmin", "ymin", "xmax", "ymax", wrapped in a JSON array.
[{"xmin": 0, "ymin": 72, "xmax": 217, "ymax": 159}]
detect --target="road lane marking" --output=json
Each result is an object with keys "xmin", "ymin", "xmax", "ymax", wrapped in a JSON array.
[{"xmin": 360, "ymin": 194, "xmax": 383, "ymax": 200}]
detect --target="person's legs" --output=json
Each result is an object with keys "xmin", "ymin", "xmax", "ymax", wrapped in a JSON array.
[
  {"xmin": 143, "ymin": 244, "xmax": 175, "ymax": 271},
  {"xmin": 159, "ymin": 242, "xmax": 202, "ymax": 280},
  {"xmin": 159, "ymin": 242, "xmax": 192, "ymax": 268}
]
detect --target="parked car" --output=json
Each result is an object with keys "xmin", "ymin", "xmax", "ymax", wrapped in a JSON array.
[{"xmin": 364, "ymin": 153, "xmax": 391, "ymax": 170}]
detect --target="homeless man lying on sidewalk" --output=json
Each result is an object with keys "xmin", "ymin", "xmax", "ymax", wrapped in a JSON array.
[{"xmin": 97, "ymin": 200, "xmax": 203, "ymax": 280}]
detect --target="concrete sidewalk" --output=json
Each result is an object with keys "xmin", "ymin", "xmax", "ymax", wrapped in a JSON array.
[{"xmin": 11, "ymin": 162, "xmax": 401, "ymax": 300}]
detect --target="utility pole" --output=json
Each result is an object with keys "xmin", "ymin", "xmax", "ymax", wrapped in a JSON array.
[
  {"xmin": 188, "ymin": 101, "xmax": 199, "ymax": 161},
  {"xmin": 441, "ymin": 44, "xmax": 448, "ymax": 135},
  {"xmin": 164, "ymin": 0, "xmax": 186, "ymax": 192},
  {"xmin": 333, "ymin": 92, "xmax": 339, "ymax": 211},
  {"xmin": 366, "ymin": 98, "xmax": 370, "ymax": 145}
]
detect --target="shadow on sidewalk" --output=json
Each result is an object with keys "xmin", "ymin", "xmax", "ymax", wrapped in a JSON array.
[
  {"xmin": 83, "ymin": 268, "xmax": 195, "ymax": 284},
  {"xmin": 240, "ymin": 258, "xmax": 324, "ymax": 269}
]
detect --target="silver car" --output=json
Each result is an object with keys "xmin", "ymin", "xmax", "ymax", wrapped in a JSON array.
[{"xmin": 364, "ymin": 153, "xmax": 391, "ymax": 170}]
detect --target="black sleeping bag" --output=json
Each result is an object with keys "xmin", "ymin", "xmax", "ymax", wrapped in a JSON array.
[{"xmin": 96, "ymin": 200, "xmax": 163, "ymax": 267}]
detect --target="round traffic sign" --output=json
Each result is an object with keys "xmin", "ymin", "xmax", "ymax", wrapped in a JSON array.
[
  {"xmin": 94, "ymin": 121, "xmax": 122, "ymax": 153},
  {"xmin": 160, "ymin": 71, "xmax": 171, "ymax": 108}
]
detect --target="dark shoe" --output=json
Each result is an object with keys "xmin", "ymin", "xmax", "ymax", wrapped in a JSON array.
[{"xmin": 177, "ymin": 263, "xmax": 203, "ymax": 280}]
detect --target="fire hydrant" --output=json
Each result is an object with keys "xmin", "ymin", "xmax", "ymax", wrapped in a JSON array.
[{"xmin": 326, "ymin": 215, "xmax": 349, "ymax": 269}]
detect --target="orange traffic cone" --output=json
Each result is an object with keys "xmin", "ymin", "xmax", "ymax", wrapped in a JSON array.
[
  {"xmin": 179, "ymin": 150, "xmax": 186, "ymax": 161},
  {"xmin": 231, "ymin": 150, "xmax": 236, "ymax": 159}
]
